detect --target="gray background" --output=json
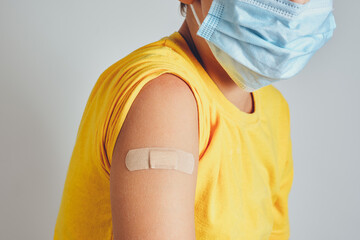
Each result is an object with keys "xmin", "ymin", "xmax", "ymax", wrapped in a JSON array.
[{"xmin": 0, "ymin": 0, "xmax": 358, "ymax": 239}]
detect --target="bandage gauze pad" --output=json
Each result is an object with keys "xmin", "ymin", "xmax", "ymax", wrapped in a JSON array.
[{"xmin": 125, "ymin": 147, "xmax": 195, "ymax": 174}]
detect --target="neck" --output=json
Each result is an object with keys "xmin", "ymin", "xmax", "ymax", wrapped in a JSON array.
[{"xmin": 178, "ymin": 20, "xmax": 255, "ymax": 114}]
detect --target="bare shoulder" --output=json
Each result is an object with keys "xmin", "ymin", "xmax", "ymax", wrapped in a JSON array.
[{"xmin": 110, "ymin": 73, "xmax": 199, "ymax": 240}]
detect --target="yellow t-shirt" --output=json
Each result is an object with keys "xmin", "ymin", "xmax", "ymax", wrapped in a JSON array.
[{"xmin": 54, "ymin": 32, "xmax": 294, "ymax": 240}]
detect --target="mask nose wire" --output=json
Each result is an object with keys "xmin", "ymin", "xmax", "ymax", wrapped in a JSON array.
[{"xmin": 190, "ymin": 4, "xmax": 202, "ymax": 26}]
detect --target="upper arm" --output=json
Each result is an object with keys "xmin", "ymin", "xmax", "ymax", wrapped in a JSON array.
[
  {"xmin": 269, "ymin": 151, "xmax": 294, "ymax": 240},
  {"xmin": 270, "ymin": 102, "xmax": 294, "ymax": 240},
  {"xmin": 110, "ymin": 73, "xmax": 199, "ymax": 240}
]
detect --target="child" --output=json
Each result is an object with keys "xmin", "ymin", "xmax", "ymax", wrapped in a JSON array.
[{"xmin": 54, "ymin": 0, "xmax": 336, "ymax": 239}]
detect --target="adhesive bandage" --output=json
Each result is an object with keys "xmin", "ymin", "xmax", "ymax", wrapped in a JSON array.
[{"xmin": 125, "ymin": 147, "xmax": 195, "ymax": 175}]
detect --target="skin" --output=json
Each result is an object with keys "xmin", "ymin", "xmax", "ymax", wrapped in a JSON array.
[
  {"xmin": 110, "ymin": 74, "xmax": 199, "ymax": 239},
  {"xmin": 178, "ymin": 0, "xmax": 310, "ymax": 114}
]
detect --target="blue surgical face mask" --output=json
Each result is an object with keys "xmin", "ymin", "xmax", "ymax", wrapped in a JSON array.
[{"xmin": 190, "ymin": 0, "xmax": 336, "ymax": 92}]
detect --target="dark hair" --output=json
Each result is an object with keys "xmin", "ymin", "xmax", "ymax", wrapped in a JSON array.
[{"xmin": 180, "ymin": 3, "xmax": 187, "ymax": 17}]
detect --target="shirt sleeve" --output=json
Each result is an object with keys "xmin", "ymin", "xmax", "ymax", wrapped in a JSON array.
[{"xmin": 269, "ymin": 103, "xmax": 294, "ymax": 240}]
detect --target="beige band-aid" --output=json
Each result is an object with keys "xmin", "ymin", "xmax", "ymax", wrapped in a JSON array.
[{"xmin": 125, "ymin": 147, "xmax": 194, "ymax": 175}]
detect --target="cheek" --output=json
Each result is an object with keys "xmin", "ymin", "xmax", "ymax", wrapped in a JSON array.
[
  {"xmin": 201, "ymin": 0, "xmax": 213, "ymax": 17},
  {"xmin": 289, "ymin": 0, "xmax": 310, "ymax": 4}
]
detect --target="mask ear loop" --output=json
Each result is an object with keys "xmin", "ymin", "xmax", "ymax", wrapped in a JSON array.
[{"xmin": 189, "ymin": 4, "xmax": 201, "ymax": 26}]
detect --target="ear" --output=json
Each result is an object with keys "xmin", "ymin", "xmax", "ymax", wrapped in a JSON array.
[{"xmin": 179, "ymin": 0, "xmax": 195, "ymax": 4}]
